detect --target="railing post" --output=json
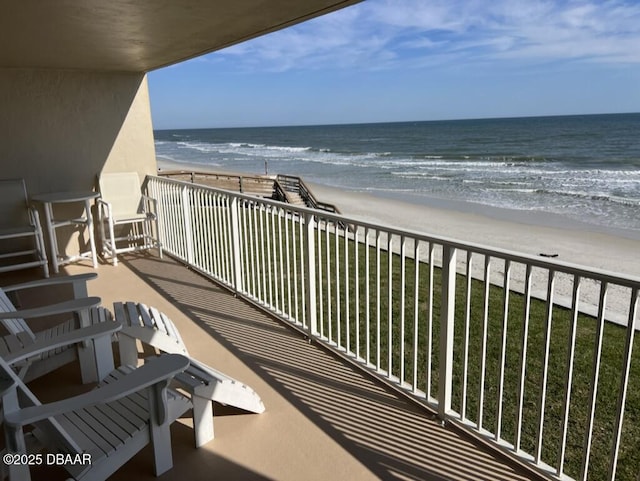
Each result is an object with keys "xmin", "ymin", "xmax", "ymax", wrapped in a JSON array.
[
  {"xmin": 181, "ymin": 185, "xmax": 194, "ymax": 264},
  {"xmin": 230, "ymin": 197, "xmax": 244, "ymax": 295},
  {"xmin": 303, "ymin": 212, "xmax": 318, "ymax": 337},
  {"xmin": 438, "ymin": 244, "xmax": 456, "ymax": 421}
]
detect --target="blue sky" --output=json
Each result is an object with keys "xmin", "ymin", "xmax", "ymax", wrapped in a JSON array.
[{"xmin": 148, "ymin": 0, "xmax": 640, "ymax": 129}]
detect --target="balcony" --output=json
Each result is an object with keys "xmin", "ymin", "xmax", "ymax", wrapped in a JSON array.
[
  {"xmin": 4, "ymin": 173, "xmax": 639, "ymax": 480},
  {"xmin": 7, "ymin": 254, "xmax": 535, "ymax": 481},
  {"xmin": 146, "ymin": 175, "xmax": 639, "ymax": 481}
]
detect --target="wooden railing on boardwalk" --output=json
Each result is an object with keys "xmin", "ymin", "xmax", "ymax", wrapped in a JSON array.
[
  {"xmin": 158, "ymin": 170, "xmax": 341, "ymax": 215},
  {"xmin": 158, "ymin": 170, "xmax": 274, "ymax": 198}
]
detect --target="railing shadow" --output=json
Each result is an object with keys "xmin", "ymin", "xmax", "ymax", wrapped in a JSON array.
[{"xmin": 122, "ymin": 253, "xmax": 533, "ymax": 481}]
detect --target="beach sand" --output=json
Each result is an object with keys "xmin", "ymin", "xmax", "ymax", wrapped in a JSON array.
[
  {"xmin": 309, "ymin": 183, "xmax": 640, "ymax": 274},
  {"xmin": 157, "ymin": 159, "xmax": 640, "ymax": 325},
  {"xmin": 158, "ymin": 158, "xmax": 640, "ymax": 276}
]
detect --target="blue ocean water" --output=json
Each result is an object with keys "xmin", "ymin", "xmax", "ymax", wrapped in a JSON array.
[{"xmin": 154, "ymin": 113, "xmax": 640, "ymax": 233}]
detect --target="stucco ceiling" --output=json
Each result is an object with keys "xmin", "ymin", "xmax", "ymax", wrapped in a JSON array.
[{"xmin": 0, "ymin": 0, "xmax": 361, "ymax": 72}]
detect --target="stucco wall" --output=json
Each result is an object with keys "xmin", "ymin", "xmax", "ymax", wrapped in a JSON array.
[
  {"xmin": 0, "ymin": 69, "xmax": 156, "ymax": 193},
  {"xmin": 0, "ymin": 69, "xmax": 157, "ymax": 263}
]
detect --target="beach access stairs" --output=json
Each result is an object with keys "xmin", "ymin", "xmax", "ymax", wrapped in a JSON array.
[{"xmin": 158, "ymin": 170, "xmax": 341, "ymax": 215}]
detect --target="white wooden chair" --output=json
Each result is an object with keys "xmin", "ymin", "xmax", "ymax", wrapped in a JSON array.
[
  {"xmin": 97, "ymin": 172, "xmax": 162, "ymax": 266},
  {"xmin": 114, "ymin": 301, "xmax": 188, "ymax": 365},
  {"xmin": 114, "ymin": 301, "xmax": 265, "ymax": 447},
  {"xmin": 0, "ymin": 349, "xmax": 191, "ymax": 481},
  {"xmin": 0, "ymin": 179, "xmax": 49, "ymax": 278},
  {"xmin": 0, "ymin": 273, "xmax": 114, "ymax": 383}
]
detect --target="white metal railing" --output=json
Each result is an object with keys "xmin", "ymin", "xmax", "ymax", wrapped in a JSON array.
[{"xmin": 146, "ymin": 175, "xmax": 640, "ymax": 481}]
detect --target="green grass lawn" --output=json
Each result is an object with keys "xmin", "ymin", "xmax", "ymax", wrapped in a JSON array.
[
  {"xmin": 228, "ymin": 209, "xmax": 639, "ymax": 480},
  {"xmin": 310, "ymin": 226, "xmax": 638, "ymax": 480}
]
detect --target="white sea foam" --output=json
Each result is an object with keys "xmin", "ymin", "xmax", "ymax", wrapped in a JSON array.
[{"xmin": 154, "ymin": 114, "xmax": 640, "ymax": 232}]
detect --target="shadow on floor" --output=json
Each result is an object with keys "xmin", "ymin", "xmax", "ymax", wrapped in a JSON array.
[{"xmin": 121, "ymin": 253, "xmax": 533, "ymax": 481}]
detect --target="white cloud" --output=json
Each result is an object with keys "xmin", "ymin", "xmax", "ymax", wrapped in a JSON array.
[{"xmin": 208, "ymin": 0, "xmax": 640, "ymax": 71}]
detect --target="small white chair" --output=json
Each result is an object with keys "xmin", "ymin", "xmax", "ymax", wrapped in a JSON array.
[
  {"xmin": 97, "ymin": 172, "xmax": 162, "ymax": 266},
  {"xmin": 0, "ymin": 179, "xmax": 49, "ymax": 277}
]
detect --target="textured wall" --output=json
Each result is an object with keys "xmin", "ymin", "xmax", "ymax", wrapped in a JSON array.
[
  {"xmin": 0, "ymin": 69, "xmax": 157, "ymax": 260},
  {"xmin": 0, "ymin": 69, "xmax": 156, "ymax": 193}
]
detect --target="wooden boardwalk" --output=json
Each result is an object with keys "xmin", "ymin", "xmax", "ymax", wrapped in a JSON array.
[{"xmin": 158, "ymin": 169, "xmax": 340, "ymax": 213}]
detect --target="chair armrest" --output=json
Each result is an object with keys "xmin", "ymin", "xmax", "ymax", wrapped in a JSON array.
[
  {"xmin": 96, "ymin": 198, "xmax": 113, "ymax": 217},
  {"xmin": 4, "ymin": 321, "xmax": 122, "ymax": 365},
  {"xmin": 27, "ymin": 205, "xmax": 43, "ymax": 229},
  {"xmin": 140, "ymin": 195, "xmax": 158, "ymax": 214},
  {"xmin": 2, "ymin": 273, "xmax": 97, "ymax": 293},
  {"xmin": 0, "ymin": 297, "xmax": 101, "ymax": 320},
  {"xmin": 4, "ymin": 354, "xmax": 190, "ymax": 427},
  {"xmin": 97, "ymin": 198, "xmax": 111, "ymax": 209}
]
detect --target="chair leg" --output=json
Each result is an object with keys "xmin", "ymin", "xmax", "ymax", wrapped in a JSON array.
[
  {"xmin": 156, "ymin": 227, "xmax": 163, "ymax": 259},
  {"xmin": 93, "ymin": 334, "xmax": 116, "ymax": 381},
  {"xmin": 149, "ymin": 383, "xmax": 174, "ymax": 476},
  {"xmin": 192, "ymin": 395, "xmax": 214, "ymax": 447},
  {"xmin": 151, "ymin": 423, "xmax": 173, "ymax": 476},
  {"xmin": 153, "ymin": 217, "xmax": 163, "ymax": 259},
  {"xmin": 107, "ymin": 219, "xmax": 118, "ymax": 266},
  {"xmin": 118, "ymin": 334, "xmax": 139, "ymax": 367},
  {"xmin": 99, "ymin": 212, "xmax": 107, "ymax": 255},
  {"xmin": 35, "ymin": 228, "xmax": 49, "ymax": 278}
]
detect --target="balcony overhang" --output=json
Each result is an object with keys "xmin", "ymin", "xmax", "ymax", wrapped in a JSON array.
[{"xmin": 0, "ymin": 0, "xmax": 362, "ymax": 72}]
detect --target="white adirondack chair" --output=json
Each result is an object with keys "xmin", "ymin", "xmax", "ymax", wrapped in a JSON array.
[
  {"xmin": 113, "ymin": 301, "xmax": 265, "ymax": 447},
  {"xmin": 0, "ymin": 348, "xmax": 191, "ymax": 481},
  {"xmin": 97, "ymin": 172, "xmax": 162, "ymax": 266},
  {"xmin": 0, "ymin": 179, "xmax": 49, "ymax": 278},
  {"xmin": 114, "ymin": 301, "xmax": 188, "ymax": 365},
  {"xmin": 0, "ymin": 273, "xmax": 114, "ymax": 383}
]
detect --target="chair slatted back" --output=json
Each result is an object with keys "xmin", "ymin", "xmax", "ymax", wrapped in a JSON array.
[
  {"xmin": 0, "ymin": 289, "xmax": 34, "ymax": 339},
  {"xmin": 0, "ymin": 179, "xmax": 30, "ymax": 229},
  {"xmin": 99, "ymin": 172, "xmax": 144, "ymax": 219}
]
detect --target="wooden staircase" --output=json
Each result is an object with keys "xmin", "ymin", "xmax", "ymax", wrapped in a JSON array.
[
  {"xmin": 282, "ymin": 190, "xmax": 305, "ymax": 206},
  {"xmin": 158, "ymin": 169, "xmax": 341, "ymax": 215}
]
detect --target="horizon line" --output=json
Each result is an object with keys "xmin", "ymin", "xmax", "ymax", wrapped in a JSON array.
[{"xmin": 153, "ymin": 110, "xmax": 640, "ymax": 132}]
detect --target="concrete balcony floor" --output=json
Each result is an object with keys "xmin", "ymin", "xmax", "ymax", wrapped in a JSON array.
[{"xmin": 4, "ymin": 252, "xmax": 540, "ymax": 481}]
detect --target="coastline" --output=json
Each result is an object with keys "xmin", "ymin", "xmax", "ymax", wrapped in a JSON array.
[{"xmin": 157, "ymin": 158, "xmax": 640, "ymax": 279}]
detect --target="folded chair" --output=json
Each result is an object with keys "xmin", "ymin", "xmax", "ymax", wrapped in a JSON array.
[
  {"xmin": 97, "ymin": 172, "xmax": 162, "ymax": 266},
  {"xmin": 0, "ymin": 179, "xmax": 49, "ymax": 278},
  {"xmin": 0, "ymin": 273, "xmax": 114, "ymax": 383},
  {"xmin": 113, "ymin": 301, "xmax": 265, "ymax": 447},
  {"xmin": 0, "ymin": 347, "xmax": 191, "ymax": 481}
]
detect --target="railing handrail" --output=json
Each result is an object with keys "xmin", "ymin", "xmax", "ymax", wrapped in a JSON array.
[
  {"xmin": 149, "ymin": 175, "xmax": 640, "ymax": 289},
  {"xmin": 158, "ymin": 169, "xmax": 274, "ymax": 194},
  {"xmin": 146, "ymin": 174, "xmax": 640, "ymax": 481},
  {"xmin": 275, "ymin": 173, "xmax": 342, "ymax": 215}
]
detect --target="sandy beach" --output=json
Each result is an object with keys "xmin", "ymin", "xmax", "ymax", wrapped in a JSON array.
[
  {"xmin": 309, "ymin": 182, "xmax": 640, "ymax": 276},
  {"xmin": 157, "ymin": 158, "xmax": 640, "ymax": 326},
  {"xmin": 158, "ymin": 158, "xmax": 640, "ymax": 278}
]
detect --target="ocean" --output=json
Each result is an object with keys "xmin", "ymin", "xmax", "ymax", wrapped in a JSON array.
[{"xmin": 154, "ymin": 113, "xmax": 640, "ymax": 234}]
